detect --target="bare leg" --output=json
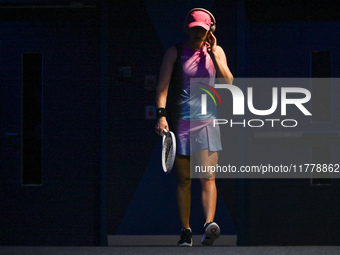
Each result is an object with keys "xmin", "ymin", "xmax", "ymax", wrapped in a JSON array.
[
  {"xmin": 175, "ymin": 154, "xmax": 191, "ymax": 229},
  {"xmin": 194, "ymin": 149, "xmax": 218, "ymax": 223}
]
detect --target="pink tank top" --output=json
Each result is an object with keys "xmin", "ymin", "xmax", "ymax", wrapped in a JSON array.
[{"xmin": 173, "ymin": 42, "xmax": 217, "ymax": 120}]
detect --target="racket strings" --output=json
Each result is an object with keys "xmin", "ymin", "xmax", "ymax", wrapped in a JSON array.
[
  {"xmin": 162, "ymin": 131, "xmax": 176, "ymax": 173},
  {"xmin": 164, "ymin": 139, "xmax": 173, "ymax": 167}
]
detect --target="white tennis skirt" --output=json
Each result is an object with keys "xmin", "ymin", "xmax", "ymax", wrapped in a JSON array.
[{"xmin": 176, "ymin": 119, "xmax": 222, "ymax": 156}]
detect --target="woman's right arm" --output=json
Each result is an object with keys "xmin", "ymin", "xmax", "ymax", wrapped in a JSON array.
[{"xmin": 155, "ymin": 46, "xmax": 177, "ymax": 136}]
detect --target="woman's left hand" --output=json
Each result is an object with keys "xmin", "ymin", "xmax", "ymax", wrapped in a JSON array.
[{"xmin": 206, "ymin": 31, "xmax": 217, "ymax": 54}]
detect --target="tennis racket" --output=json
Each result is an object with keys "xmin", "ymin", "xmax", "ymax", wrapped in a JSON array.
[{"xmin": 162, "ymin": 129, "xmax": 176, "ymax": 173}]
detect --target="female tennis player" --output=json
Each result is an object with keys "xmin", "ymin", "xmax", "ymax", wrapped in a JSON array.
[{"xmin": 155, "ymin": 8, "xmax": 233, "ymax": 246}]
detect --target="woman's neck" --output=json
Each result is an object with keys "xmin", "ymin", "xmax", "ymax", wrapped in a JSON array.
[{"xmin": 186, "ymin": 40, "xmax": 205, "ymax": 50}]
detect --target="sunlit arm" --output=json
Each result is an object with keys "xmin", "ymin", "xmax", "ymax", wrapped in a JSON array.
[{"xmin": 210, "ymin": 46, "xmax": 234, "ymax": 85}]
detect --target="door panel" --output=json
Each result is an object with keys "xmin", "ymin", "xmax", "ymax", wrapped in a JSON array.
[{"xmin": 0, "ymin": 17, "xmax": 100, "ymax": 245}]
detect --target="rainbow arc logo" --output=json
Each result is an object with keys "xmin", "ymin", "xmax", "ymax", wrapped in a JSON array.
[
  {"xmin": 198, "ymin": 82, "xmax": 222, "ymax": 106},
  {"xmin": 198, "ymin": 82, "xmax": 222, "ymax": 115}
]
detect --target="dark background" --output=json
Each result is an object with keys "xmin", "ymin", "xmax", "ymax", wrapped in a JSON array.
[{"xmin": 0, "ymin": 0, "xmax": 340, "ymax": 246}]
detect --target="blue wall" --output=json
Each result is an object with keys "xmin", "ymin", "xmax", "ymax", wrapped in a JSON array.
[
  {"xmin": 1, "ymin": 0, "xmax": 340, "ymax": 246},
  {"xmin": 248, "ymin": 21, "xmax": 340, "ymax": 77}
]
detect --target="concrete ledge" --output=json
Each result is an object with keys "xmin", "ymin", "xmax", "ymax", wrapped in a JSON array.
[{"xmin": 108, "ymin": 235, "xmax": 237, "ymax": 246}]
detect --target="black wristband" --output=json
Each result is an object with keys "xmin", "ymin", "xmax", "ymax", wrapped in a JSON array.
[{"xmin": 156, "ymin": 108, "xmax": 166, "ymax": 119}]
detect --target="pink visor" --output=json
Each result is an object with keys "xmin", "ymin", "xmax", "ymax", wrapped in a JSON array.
[{"xmin": 187, "ymin": 10, "xmax": 212, "ymax": 31}]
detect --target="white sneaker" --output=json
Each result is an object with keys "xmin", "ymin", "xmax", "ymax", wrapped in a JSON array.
[{"xmin": 201, "ymin": 222, "xmax": 220, "ymax": 246}]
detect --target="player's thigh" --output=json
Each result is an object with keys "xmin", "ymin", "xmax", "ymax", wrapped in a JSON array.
[
  {"xmin": 194, "ymin": 149, "xmax": 218, "ymax": 166},
  {"xmin": 193, "ymin": 149, "xmax": 218, "ymax": 179},
  {"xmin": 175, "ymin": 154, "xmax": 191, "ymax": 183}
]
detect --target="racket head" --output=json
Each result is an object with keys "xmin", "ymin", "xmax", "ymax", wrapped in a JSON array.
[{"xmin": 161, "ymin": 129, "xmax": 176, "ymax": 173}]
